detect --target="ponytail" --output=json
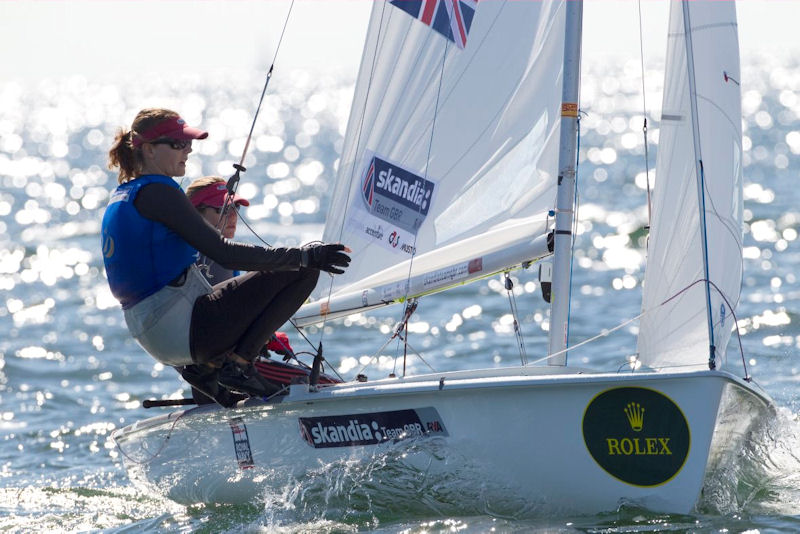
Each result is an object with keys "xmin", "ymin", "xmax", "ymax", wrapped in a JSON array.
[{"xmin": 107, "ymin": 129, "xmax": 140, "ymax": 184}]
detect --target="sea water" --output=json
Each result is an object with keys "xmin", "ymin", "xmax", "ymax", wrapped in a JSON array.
[{"xmin": 1, "ymin": 54, "xmax": 800, "ymax": 532}]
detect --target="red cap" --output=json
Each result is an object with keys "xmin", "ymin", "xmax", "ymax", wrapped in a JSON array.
[
  {"xmin": 133, "ymin": 116, "xmax": 208, "ymax": 147},
  {"xmin": 189, "ymin": 182, "xmax": 250, "ymax": 208}
]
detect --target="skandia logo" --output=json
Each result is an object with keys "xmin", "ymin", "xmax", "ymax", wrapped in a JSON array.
[
  {"xmin": 304, "ymin": 418, "xmax": 424, "ymax": 446},
  {"xmin": 299, "ymin": 408, "xmax": 448, "ymax": 449},
  {"xmin": 361, "ymin": 155, "xmax": 435, "ymax": 235}
]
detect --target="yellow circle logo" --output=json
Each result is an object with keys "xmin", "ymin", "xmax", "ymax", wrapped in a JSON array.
[{"xmin": 582, "ymin": 387, "xmax": 690, "ymax": 487}]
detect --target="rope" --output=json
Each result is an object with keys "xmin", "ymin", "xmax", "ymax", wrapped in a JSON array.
[
  {"xmin": 637, "ymin": 0, "xmax": 653, "ymax": 225},
  {"xmin": 390, "ymin": 42, "xmax": 451, "ymax": 377},
  {"xmin": 239, "ymin": 0, "xmax": 296, "ymax": 172},
  {"xmin": 358, "ymin": 333, "xmax": 437, "ymax": 379},
  {"xmin": 211, "ymin": 0, "xmax": 297, "ymax": 245},
  {"xmin": 563, "ymin": 111, "xmax": 584, "ymax": 365},
  {"xmin": 525, "ymin": 278, "xmax": 749, "ymax": 378},
  {"xmin": 504, "ymin": 272, "xmax": 528, "ymax": 365},
  {"xmin": 358, "ymin": 298, "xmax": 436, "ymax": 378},
  {"xmin": 195, "ymin": 0, "xmax": 295, "ymax": 286},
  {"xmin": 115, "ymin": 411, "xmax": 186, "ymax": 465},
  {"xmin": 313, "ymin": 7, "xmax": 450, "ymax": 376},
  {"xmin": 116, "ymin": 382, "xmax": 298, "ymax": 465},
  {"xmin": 310, "ymin": 1, "xmax": 391, "ymax": 360}
]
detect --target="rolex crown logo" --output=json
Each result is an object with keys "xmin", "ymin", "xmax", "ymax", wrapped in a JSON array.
[{"xmin": 624, "ymin": 402, "xmax": 645, "ymax": 432}]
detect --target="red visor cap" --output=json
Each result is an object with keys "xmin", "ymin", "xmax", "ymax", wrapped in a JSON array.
[
  {"xmin": 190, "ymin": 183, "xmax": 250, "ymax": 208},
  {"xmin": 133, "ymin": 116, "xmax": 208, "ymax": 147}
]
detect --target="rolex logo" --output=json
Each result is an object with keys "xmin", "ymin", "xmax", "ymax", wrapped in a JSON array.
[
  {"xmin": 584, "ymin": 387, "xmax": 689, "ymax": 486},
  {"xmin": 624, "ymin": 402, "xmax": 645, "ymax": 432}
]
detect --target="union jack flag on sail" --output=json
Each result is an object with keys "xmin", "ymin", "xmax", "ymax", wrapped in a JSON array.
[{"xmin": 390, "ymin": 0, "xmax": 478, "ymax": 49}]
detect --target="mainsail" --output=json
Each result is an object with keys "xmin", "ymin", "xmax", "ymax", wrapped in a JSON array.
[
  {"xmin": 295, "ymin": 0, "xmax": 566, "ymax": 325},
  {"xmin": 637, "ymin": 1, "xmax": 744, "ymax": 370}
]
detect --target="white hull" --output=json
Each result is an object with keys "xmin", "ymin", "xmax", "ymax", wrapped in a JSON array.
[{"xmin": 112, "ymin": 367, "xmax": 771, "ymax": 514}]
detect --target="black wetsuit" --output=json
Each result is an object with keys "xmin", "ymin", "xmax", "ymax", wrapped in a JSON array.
[{"xmin": 134, "ymin": 181, "xmax": 319, "ymax": 404}]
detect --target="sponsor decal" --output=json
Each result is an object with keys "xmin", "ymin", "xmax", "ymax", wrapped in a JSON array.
[
  {"xmin": 380, "ymin": 280, "xmax": 410, "ymax": 301},
  {"xmin": 561, "ymin": 102, "xmax": 579, "ymax": 117},
  {"xmin": 582, "ymin": 387, "xmax": 690, "ymax": 487},
  {"xmin": 229, "ymin": 417, "xmax": 254, "ymax": 469},
  {"xmin": 361, "ymin": 155, "xmax": 435, "ymax": 235},
  {"xmin": 422, "ymin": 258, "xmax": 483, "ymax": 288},
  {"xmin": 102, "ymin": 232, "xmax": 115, "ymax": 258},
  {"xmin": 108, "ymin": 189, "xmax": 131, "ymax": 204},
  {"xmin": 299, "ymin": 407, "xmax": 448, "ymax": 449},
  {"xmin": 364, "ymin": 223, "xmax": 385, "ymax": 241},
  {"xmin": 388, "ymin": 230, "xmax": 400, "ymax": 248},
  {"xmin": 468, "ymin": 258, "xmax": 483, "ymax": 273}
]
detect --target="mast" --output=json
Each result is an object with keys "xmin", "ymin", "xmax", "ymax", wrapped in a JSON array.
[
  {"xmin": 681, "ymin": 0, "xmax": 717, "ymax": 369},
  {"xmin": 547, "ymin": 0, "xmax": 583, "ymax": 365}
]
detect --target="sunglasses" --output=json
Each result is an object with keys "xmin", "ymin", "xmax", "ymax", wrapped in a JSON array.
[
  {"xmin": 199, "ymin": 204, "xmax": 239, "ymax": 214},
  {"xmin": 150, "ymin": 138, "xmax": 192, "ymax": 150}
]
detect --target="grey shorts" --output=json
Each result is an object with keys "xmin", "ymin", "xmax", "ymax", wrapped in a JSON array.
[{"xmin": 123, "ymin": 264, "xmax": 212, "ymax": 366}]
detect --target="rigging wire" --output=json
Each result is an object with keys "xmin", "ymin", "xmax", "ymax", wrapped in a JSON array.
[
  {"xmin": 359, "ymin": 304, "xmax": 437, "ymax": 379},
  {"xmin": 312, "ymin": 1, "xmax": 391, "ymax": 361},
  {"xmin": 328, "ymin": 1, "xmax": 390, "ymax": 264},
  {"xmin": 393, "ymin": 38, "xmax": 451, "ymax": 377},
  {"xmin": 322, "ymin": 4, "xmax": 449, "ymax": 379},
  {"xmin": 527, "ymin": 278, "xmax": 748, "ymax": 378},
  {"xmin": 563, "ymin": 111, "xmax": 585, "ymax": 366},
  {"xmin": 193, "ymin": 0, "xmax": 297, "ymax": 282},
  {"xmin": 193, "ymin": 0, "xmax": 326, "ymax": 358},
  {"xmin": 390, "ymin": 299, "xmax": 421, "ymax": 377},
  {"xmin": 504, "ymin": 272, "xmax": 528, "ymax": 365},
  {"xmin": 214, "ymin": 0, "xmax": 297, "ymax": 245},
  {"xmin": 637, "ymin": 0, "xmax": 653, "ymax": 226},
  {"xmin": 185, "ymin": 0, "xmax": 338, "ymax": 366}
]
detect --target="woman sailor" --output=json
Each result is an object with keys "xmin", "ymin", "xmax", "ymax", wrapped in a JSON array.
[
  {"xmin": 101, "ymin": 108, "xmax": 350, "ymax": 406},
  {"xmin": 184, "ymin": 175, "xmax": 298, "ymax": 404}
]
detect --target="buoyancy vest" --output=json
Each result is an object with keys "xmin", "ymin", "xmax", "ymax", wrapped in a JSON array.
[{"xmin": 101, "ymin": 174, "xmax": 197, "ymax": 309}]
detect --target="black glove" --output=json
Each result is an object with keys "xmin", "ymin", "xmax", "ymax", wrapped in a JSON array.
[{"xmin": 301, "ymin": 243, "xmax": 351, "ymax": 274}]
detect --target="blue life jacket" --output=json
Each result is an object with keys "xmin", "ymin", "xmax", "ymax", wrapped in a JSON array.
[{"xmin": 101, "ymin": 174, "xmax": 197, "ymax": 309}]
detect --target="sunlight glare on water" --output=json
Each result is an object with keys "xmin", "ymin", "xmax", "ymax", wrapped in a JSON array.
[{"xmin": 1, "ymin": 46, "xmax": 800, "ymax": 531}]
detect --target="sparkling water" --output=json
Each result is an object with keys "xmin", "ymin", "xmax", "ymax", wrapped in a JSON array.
[{"xmin": 2, "ymin": 52, "xmax": 800, "ymax": 531}]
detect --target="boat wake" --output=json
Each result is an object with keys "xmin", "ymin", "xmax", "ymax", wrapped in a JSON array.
[
  {"xmin": 700, "ymin": 406, "xmax": 800, "ymax": 516},
  {"xmin": 240, "ymin": 437, "xmax": 551, "ymax": 525}
]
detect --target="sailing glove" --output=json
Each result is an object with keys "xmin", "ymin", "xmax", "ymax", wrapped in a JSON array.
[{"xmin": 300, "ymin": 243, "xmax": 351, "ymax": 274}]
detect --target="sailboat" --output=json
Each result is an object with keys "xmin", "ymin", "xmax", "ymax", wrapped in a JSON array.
[{"xmin": 112, "ymin": 0, "xmax": 773, "ymax": 514}]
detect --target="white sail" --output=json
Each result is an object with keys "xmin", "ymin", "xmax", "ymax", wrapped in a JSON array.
[
  {"xmin": 298, "ymin": 0, "xmax": 566, "ymax": 324},
  {"xmin": 637, "ymin": 1, "xmax": 743, "ymax": 370}
]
